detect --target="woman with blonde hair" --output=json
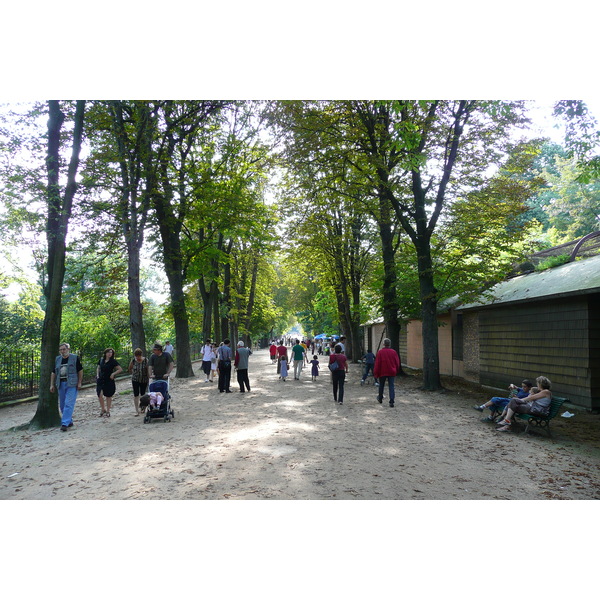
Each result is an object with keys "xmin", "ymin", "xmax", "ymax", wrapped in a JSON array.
[{"xmin": 496, "ymin": 376, "xmax": 552, "ymax": 432}]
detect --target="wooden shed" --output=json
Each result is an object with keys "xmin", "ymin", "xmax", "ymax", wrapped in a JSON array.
[{"xmin": 455, "ymin": 254, "xmax": 600, "ymax": 411}]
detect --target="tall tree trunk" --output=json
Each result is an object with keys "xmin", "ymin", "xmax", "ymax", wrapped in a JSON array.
[
  {"xmin": 198, "ymin": 277, "xmax": 213, "ymax": 340},
  {"xmin": 31, "ymin": 100, "xmax": 85, "ymax": 430},
  {"xmin": 241, "ymin": 255, "xmax": 259, "ymax": 346},
  {"xmin": 417, "ymin": 239, "xmax": 442, "ymax": 390},
  {"xmin": 212, "ymin": 280, "xmax": 221, "ymax": 344},
  {"xmin": 378, "ymin": 210, "xmax": 402, "ymax": 356},
  {"xmin": 110, "ymin": 100, "xmax": 148, "ymax": 354},
  {"xmin": 220, "ymin": 258, "xmax": 232, "ymax": 340},
  {"xmin": 127, "ymin": 249, "xmax": 146, "ymax": 352},
  {"xmin": 153, "ymin": 190, "xmax": 194, "ymax": 377}
]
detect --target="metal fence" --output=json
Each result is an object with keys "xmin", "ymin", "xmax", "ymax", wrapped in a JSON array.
[
  {"xmin": 0, "ymin": 349, "xmax": 42, "ymax": 401},
  {"xmin": 0, "ymin": 343, "xmax": 208, "ymax": 404}
]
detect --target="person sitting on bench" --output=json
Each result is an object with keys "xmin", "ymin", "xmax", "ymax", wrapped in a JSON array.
[
  {"xmin": 496, "ymin": 376, "xmax": 552, "ymax": 432},
  {"xmin": 474, "ymin": 379, "xmax": 533, "ymax": 422}
]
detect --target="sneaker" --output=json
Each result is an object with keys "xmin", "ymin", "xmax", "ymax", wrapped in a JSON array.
[
  {"xmin": 360, "ymin": 380, "xmax": 365, "ymax": 385},
  {"xmin": 496, "ymin": 424, "xmax": 511, "ymax": 432},
  {"xmin": 496, "ymin": 419, "xmax": 511, "ymax": 427},
  {"xmin": 377, "ymin": 397, "xmax": 383, "ymax": 404},
  {"xmin": 473, "ymin": 405, "xmax": 484, "ymax": 412},
  {"xmin": 68, "ymin": 422, "xmax": 73, "ymax": 427},
  {"xmin": 480, "ymin": 416, "xmax": 495, "ymax": 423},
  {"xmin": 389, "ymin": 402, "xmax": 395, "ymax": 408},
  {"xmin": 60, "ymin": 425, "xmax": 68, "ymax": 432}
]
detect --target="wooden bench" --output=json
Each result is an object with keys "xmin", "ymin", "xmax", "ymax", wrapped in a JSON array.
[{"xmin": 514, "ymin": 396, "xmax": 567, "ymax": 438}]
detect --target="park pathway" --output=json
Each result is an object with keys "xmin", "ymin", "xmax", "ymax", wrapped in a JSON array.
[{"xmin": 1, "ymin": 348, "xmax": 599, "ymax": 500}]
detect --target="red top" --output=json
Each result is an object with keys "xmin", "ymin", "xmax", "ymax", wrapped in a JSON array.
[
  {"xmin": 373, "ymin": 347, "xmax": 400, "ymax": 378},
  {"xmin": 269, "ymin": 344, "xmax": 277, "ymax": 355},
  {"xmin": 277, "ymin": 345, "xmax": 287, "ymax": 358},
  {"xmin": 329, "ymin": 353, "xmax": 348, "ymax": 371}
]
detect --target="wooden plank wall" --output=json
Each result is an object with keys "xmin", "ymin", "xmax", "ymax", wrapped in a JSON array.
[
  {"xmin": 588, "ymin": 294, "xmax": 600, "ymax": 410},
  {"xmin": 461, "ymin": 311, "xmax": 480, "ymax": 382},
  {"xmin": 478, "ymin": 297, "xmax": 594, "ymax": 410}
]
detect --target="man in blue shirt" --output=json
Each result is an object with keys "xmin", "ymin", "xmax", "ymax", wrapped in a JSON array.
[
  {"xmin": 360, "ymin": 349, "xmax": 376, "ymax": 385},
  {"xmin": 474, "ymin": 379, "xmax": 533, "ymax": 422}
]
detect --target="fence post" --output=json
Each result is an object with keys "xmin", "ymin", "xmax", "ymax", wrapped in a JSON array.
[{"xmin": 30, "ymin": 350, "xmax": 35, "ymax": 397}]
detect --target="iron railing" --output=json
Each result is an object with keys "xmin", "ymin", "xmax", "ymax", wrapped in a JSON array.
[{"xmin": 0, "ymin": 343, "xmax": 209, "ymax": 404}]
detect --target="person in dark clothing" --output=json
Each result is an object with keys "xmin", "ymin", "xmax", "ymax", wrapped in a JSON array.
[
  {"xmin": 148, "ymin": 343, "xmax": 174, "ymax": 384},
  {"xmin": 217, "ymin": 339, "xmax": 233, "ymax": 393},
  {"xmin": 329, "ymin": 344, "xmax": 349, "ymax": 404},
  {"xmin": 96, "ymin": 347, "xmax": 123, "ymax": 417}
]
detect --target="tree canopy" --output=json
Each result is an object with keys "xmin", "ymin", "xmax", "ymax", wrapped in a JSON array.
[{"xmin": 1, "ymin": 99, "xmax": 599, "ymax": 418}]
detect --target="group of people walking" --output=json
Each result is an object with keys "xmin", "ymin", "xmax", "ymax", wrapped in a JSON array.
[
  {"xmin": 200, "ymin": 338, "xmax": 253, "ymax": 393},
  {"xmin": 52, "ymin": 340, "xmax": 175, "ymax": 431},
  {"xmin": 269, "ymin": 337, "xmax": 401, "ymax": 407}
]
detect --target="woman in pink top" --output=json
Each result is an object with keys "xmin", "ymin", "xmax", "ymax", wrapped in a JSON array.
[{"xmin": 329, "ymin": 344, "xmax": 349, "ymax": 404}]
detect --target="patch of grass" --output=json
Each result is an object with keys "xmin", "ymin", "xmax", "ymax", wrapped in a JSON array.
[{"xmin": 535, "ymin": 254, "xmax": 571, "ymax": 271}]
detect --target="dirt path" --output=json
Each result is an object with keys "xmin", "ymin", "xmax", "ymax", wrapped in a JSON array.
[{"xmin": 1, "ymin": 348, "xmax": 599, "ymax": 500}]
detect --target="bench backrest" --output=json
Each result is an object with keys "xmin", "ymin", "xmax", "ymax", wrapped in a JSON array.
[{"xmin": 548, "ymin": 396, "xmax": 567, "ymax": 419}]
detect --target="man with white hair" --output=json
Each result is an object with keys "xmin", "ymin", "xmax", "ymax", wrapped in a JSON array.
[
  {"xmin": 373, "ymin": 338, "xmax": 400, "ymax": 408},
  {"xmin": 234, "ymin": 340, "xmax": 253, "ymax": 393},
  {"xmin": 50, "ymin": 342, "xmax": 83, "ymax": 431}
]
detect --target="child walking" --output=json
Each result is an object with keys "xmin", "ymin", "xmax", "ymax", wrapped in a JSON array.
[{"xmin": 310, "ymin": 355, "xmax": 319, "ymax": 381}]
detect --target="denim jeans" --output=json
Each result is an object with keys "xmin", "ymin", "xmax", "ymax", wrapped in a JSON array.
[
  {"xmin": 490, "ymin": 397, "xmax": 510, "ymax": 410},
  {"xmin": 362, "ymin": 363, "xmax": 375, "ymax": 381},
  {"xmin": 378, "ymin": 376, "xmax": 395, "ymax": 403},
  {"xmin": 59, "ymin": 381, "xmax": 78, "ymax": 426}
]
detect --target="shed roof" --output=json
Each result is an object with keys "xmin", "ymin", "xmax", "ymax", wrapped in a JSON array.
[{"xmin": 458, "ymin": 254, "xmax": 600, "ymax": 311}]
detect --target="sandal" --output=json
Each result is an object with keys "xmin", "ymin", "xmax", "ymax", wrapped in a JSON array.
[
  {"xmin": 99, "ymin": 410, "xmax": 106, "ymax": 417},
  {"xmin": 104, "ymin": 411, "xmax": 110, "ymax": 418}
]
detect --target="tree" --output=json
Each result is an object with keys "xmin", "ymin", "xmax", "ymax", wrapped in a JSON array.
[
  {"xmin": 554, "ymin": 100, "xmax": 600, "ymax": 183},
  {"xmin": 538, "ymin": 154, "xmax": 600, "ymax": 243},
  {"xmin": 271, "ymin": 100, "xmax": 528, "ymax": 389},
  {"xmin": 142, "ymin": 101, "xmax": 228, "ymax": 377},
  {"xmin": 31, "ymin": 100, "xmax": 86, "ymax": 430}
]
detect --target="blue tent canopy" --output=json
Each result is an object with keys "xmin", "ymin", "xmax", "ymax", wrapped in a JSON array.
[{"xmin": 314, "ymin": 333, "xmax": 329, "ymax": 339}]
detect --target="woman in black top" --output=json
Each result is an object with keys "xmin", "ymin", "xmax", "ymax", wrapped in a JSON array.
[{"xmin": 96, "ymin": 348, "xmax": 123, "ymax": 417}]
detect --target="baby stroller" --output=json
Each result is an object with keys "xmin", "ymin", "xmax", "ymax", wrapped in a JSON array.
[{"xmin": 143, "ymin": 379, "xmax": 175, "ymax": 423}]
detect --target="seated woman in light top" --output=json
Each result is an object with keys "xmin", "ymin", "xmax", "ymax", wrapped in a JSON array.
[{"xmin": 496, "ymin": 376, "xmax": 552, "ymax": 432}]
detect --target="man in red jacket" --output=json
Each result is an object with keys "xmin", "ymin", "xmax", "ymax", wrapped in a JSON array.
[{"xmin": 373, "ymin": 338, "xmax": 400, "ymax": 407}]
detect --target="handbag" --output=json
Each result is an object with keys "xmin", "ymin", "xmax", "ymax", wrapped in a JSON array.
[{"xmin": 328, "ymin": 360, "xmax": 339, "ymax": 372}]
